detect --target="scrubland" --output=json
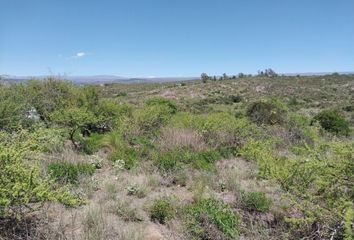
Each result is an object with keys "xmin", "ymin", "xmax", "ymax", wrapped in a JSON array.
[{"xmin": 0, "ymin": 74, "xmax": 353, "ymax": 239}]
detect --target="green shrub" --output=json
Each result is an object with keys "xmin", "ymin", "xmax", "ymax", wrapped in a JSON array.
[
  {"xmin": 108, "ymin": 147, "xmax": 141, "ymax": 169},
  {"xmin": 313, "ymin": 109, "xmax": 351, "ymax": 136},
  {"xmin": 135, "ymin": 105, "xmax": 175, "ymax": 133},
  {"xmin": 173, "ymin": 168, "xmax": 188, "ymax": 186},
  {"xmin": 94, "ymin": 100, "xmax": 132, "ymax": 131},
  {"xmin": 153, "ymin": 148, "xmax": 221, "ymax": 172},
  {"xmin": 146, "ymin": 97, "xmax": 177, "ymax": 114},
  {"xmin": 48, "ymin": 162, "xmax": 96, "ymax": 184},
  {"xmin": 242, "ymin": 191, "xmax": 272, "ymax": 212},
  {"xmin": 116, "ymin": 91, "xmax": 128, "ymax": 97},
  {"xmin": 184, "ymin": 198, "xmax": 239, "ymax": 239},
  {"xmin": 0, "ymin": 84, "xmax": 33, "ymax": 131},
  {"xmin": 81, "ymin": 133, "xmax": 105, "ymax": 154},
  {"xmin": 32, "ymin": 127, "xmax": 67, "ymax": 152},
  {"xmin": 153, "ymin": 148, "xmax": 183, "ymax": 171},
  {"xmin": 26, "ymin": 79, "xmax": 77, "ymax": 122},
  {"xmin": 193, "ymin": 150, "xmax": 221, "ymax": 171},
  {"xmin": 343, "ymin": 202, "xmax": 353, "ymax": 240},
  {"xmin": 247, "ymin": 99, "xmax": 287, "ymax": 125},
  {"xmin": 50, "ymin": 107, "xmax": 98, "ymax": 148},
  {"xmin": 0, "ymin": 130, "xmax": 81, "ymax": 218},
  {"xmin": 150, "ymin": 198, "xmax": 174, "ymax": 224}
]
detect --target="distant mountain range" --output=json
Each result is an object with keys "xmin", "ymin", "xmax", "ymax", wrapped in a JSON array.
[
  {"xmin": 1, "ymin": 72, "xmax": 353, "ymax": 85},
  {"xmin": 0, "ymin": 75, "xmax": 199, "ymax": 84}
]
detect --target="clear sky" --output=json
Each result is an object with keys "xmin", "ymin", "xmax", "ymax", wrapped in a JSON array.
[{"xmin": 0, "ymin": 0, "xmax": 353, "ymax": 77}]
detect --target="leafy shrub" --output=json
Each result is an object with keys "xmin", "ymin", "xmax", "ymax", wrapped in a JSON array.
[
  {"xmin": 241, "ymin": 137, "xmax": 354, "ymax": 238},
  {"xmin": 313, "ymin": 109, "xmax": 351, "ymax": 136},
  {"xmin": 81, "ymin": 133, "xmax": 105, "ymax": 154},
  {"xmin": 0, "ymin": 84, "xmax": 33, "ymax": 131},
  {"xmin": 0, "ymin": 130, "xmax": 81, "ymax": 218},
  {"xmin": 26, "ymin": 79, "xmax": 77, "ymax": 122},
  {"xmin": 247, "ymin": 99, "xmax": 287, "ymax": 125},
  {"xmin": 146, "ymin": 97, "xmax": 178, "ymax": 114},
  {"xmin": 173, "ymin": 168, "xmax": 188, "ymax": 186},
  {"xmin": 242, "ymin": 191, "xmax": 272, "ymax": 212},
  {"xmin": 184, "ymin": 198, "xmax": 239, "ymax": 239},
  {"xmin": 193, "ymin": 150, "xmax": 221, "ymax": 171},
  {"xmin": 135, "ymin": 105, "xmax": 175, "ymax": 133},
  {"xmin": 32, "ymin": 127, "xmax": 67, "ymax": 152},
  {"xmin": 50, "ymin": 107, "xmax": 98, "ymax": 148},
  {"xmin": 343, "ymin": 202, "xmax": 353, "ymax": 240},
  {"xmin": 108, "ymin": 147, "xmax": 141, "ymax": 169},
  {"xmin": 150, "ymin": 198, "xmax": 174, "ymax": 224},
  {"xmin": 48, "ymin": 162, "xmax": 96, "ymax": 184},
  {"xmin": 116, "ymin": 91, "xmax": 128, "ymax": 97},
  {"xmin": 169, "ymin": 112, "xmax": 260, "ymax": 153},
  {"xmin": 94, "ymin": 100, "xmax": 132, "ymax": 131}
]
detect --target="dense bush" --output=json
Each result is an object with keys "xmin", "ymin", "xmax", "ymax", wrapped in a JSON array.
[
  {"xmin": 26, "ymin": 79, "xmax": 77, "ymax": 122},
  {"xmin": 169, "ymin": 112, "xmax": 260, "ymax": 153},
  {"xmin": 48, "ymin": 162, "xmax": 96, "ymax": 184},
  {"xmin": 184, "ymin": 198, "xmax": 239, "ymax": 239},
  {"xmin": 149, "ymin": 198, "xmax": 174, "ymax": 224},
  {"xmin": 50, "ymin": 107, "xmax": 98, "ymax": 148},
  {"xmin": 241, "ymin": 191, "xmax": 272, "ymax": 212},
  {"xmin": 0, "ymin": 84, "xmax": 32, "ymax": 131},
  {"xmin": 313, "ymin": 109, "xmax": 351, "ymax": 136},
  {"xmin": 32, "ymin": 127, "xmax": 67, "ymax": 152},
  {"xmin": 135, "ymin": 105, "xmax": 175, "ymax": 134},
  {"xmin": 108, "ymin": 147, "xmax": 141, "ymax": 169},
  {"xmin": 94, "ymin": 100, "xmax": 132, "ymax": 131},
  {"xmin": 240, "ymin": 137, "xmax": 354, "ymax": 238},
  {"xmin": 0, "ymin": 130, "xmax": 81, "ymax": 218},
  {"xmin": 247, "ymin": 99, "xmax": 287, "ymax": 125},
  {"xmin": 146, "ymin": 97, "xmax": 178, "ymax": 114},
  {"xmin": 80, "ymin": 133, "xmax": 105, "ymax": 154}
]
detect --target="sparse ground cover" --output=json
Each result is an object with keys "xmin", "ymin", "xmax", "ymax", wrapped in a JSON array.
[{"xmin": 0, "ymin": 75, "xmax": 353, "ymax": 239}]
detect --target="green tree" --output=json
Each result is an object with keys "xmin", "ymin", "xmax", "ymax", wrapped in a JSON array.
[
  {"xmin": 51, "ymin": 107, "xmax": 98, "ymax": 148},
  {"xmin": 201, "ymin": 73, "xmax": 209, "ymax": 83},
  {"xmin": 0, "ymin": 85, "xmax": 31, "ymax": 131},
  {"xmin": 26, "ymin": 78, "xmax": 77, "ymax": 122}
]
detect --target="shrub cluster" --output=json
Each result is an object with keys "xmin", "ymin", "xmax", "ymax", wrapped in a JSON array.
[
  {"xmin": 149, "ymin": 198, "xmax": 174, "ymax": 224},
  {"xmin": 313, "ymin": 109, "xmax": 351, "ymax": 136},
  {"xmin": 0, "ymin": 130, "xmax": 81, "ymax": 218},
  {"xmin": 241, "ymin": 191, "xmax": 272, "ymax": 212},
  {"xmin": 247, "ymin": 99, "xmax": 287, "ymax": 125},
  {"xmin": 184, "ymin": 198, "xmax": 240, "ymax": 239}
]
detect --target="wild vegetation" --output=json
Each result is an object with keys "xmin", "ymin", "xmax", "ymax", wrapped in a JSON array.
[{"xmin": 0, "ymin": 74, "xmax": 353, "ymax": 239}]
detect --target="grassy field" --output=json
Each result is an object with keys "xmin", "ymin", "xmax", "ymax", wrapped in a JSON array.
[{"xmin": 0, "ymin": 74, "xmax": 353, "ymax": 240}]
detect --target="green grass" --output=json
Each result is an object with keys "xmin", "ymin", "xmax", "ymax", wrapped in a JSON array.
[{"xmin": 48, "ymin": 161, "xmax": 96, "ymax": 184}]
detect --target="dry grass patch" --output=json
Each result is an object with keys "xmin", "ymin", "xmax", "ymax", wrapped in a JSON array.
[{"xmin": 159, "ymin": 127, "xmax": 207, "ymax": 151}]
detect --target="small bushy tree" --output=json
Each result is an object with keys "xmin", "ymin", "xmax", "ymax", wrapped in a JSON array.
[
  {"xmin": 51, "ymin": 107, "xmax": 98, "ymax": 148},
  {"xmin": 201, "ymin": 73, "xmax": 209, "ymax": 83},
  {"xmin": 313, "ymin": 109, "xmax": 351, "ymax": 136}
]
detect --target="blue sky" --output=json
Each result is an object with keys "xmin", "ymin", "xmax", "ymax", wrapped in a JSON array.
[{"xmin": 0, "ymin": 0, "xmax": 353, "ymax": 77}]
